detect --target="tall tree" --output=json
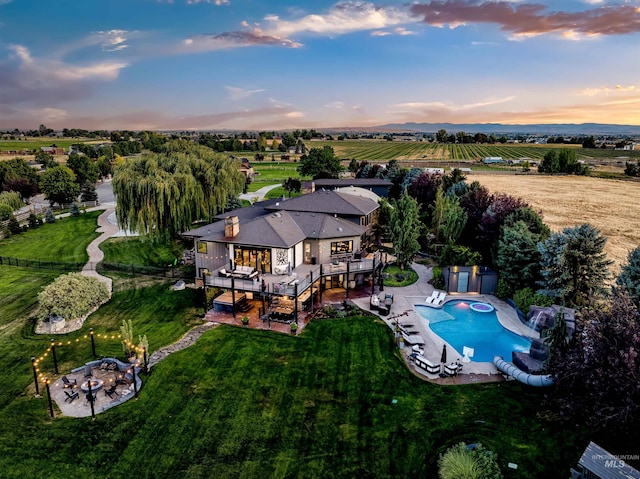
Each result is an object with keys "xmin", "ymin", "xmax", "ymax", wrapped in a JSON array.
[
  {"xmin": 435, "ymin": 129, "xmax": 448, "ymax": 143},
  {"xmin": 297, "ymin": 146, "xmax": 342, "ymax": 179},
  {"xmin": 66, "ymin": 152, "xmax": 99, "ymax": 185},
  {"xmin": 548, "ymin": 293, "xmax": 640, "ymax": 436},
  {"xmin": 496, "ymin": 221, "xmax": 542, "ymax": 293},
  {"xmin": 538, "ymin": 223, "xmax": 612, "ymax": 307},
  {"xmin": 388, "ymin": 192, "xmax": 422, "ymax": 270},
  {"xmin": 113, "ymin": 140, "xmax": 245, "ymax": 242},
  {"xmin": 39, "ymin": 166, "xmax": 80, "ymax": 206},
  {"xmin": 616, "ymin": 245, "xmax": 640, "ymax": 308}
]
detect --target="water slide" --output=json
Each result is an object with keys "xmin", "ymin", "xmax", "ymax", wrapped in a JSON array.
[{"xmin": 493, "ymin": 356, "xmax": 553, "ymax": 387}]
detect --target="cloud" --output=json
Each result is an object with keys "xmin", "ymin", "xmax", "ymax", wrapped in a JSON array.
[
  {"xmin": 263, "ymin": 1, "xmax": 414, "ymax": 38},
  {"xmin": 186, "ymin": 0, "xmax": 230, "ymax": 4},
  {"xmin": 179, "ymin": 29, "xmax": 302, "ymax": 53},
  {"xmin": 225, "ymin": 86, "xmax": 266, "ymax": 100},
  {"xmin": 285, "ymin": 111, "xmax": 304, "ymax": 118},
  {"xmin": 324, "ymin": 101, "xmax": 345, "ymax": 109},
  {"xmin": 579, "ymin": 84, "xmax": 636, "ymax": 96},
  {"xmin": 395, "ymin": 96, "xmax": 515, "ymax": 112},
  {"xmin": 410, "ymin": 1, "xmax": 640, "ymax": 38},
  {"xmin": 97, "ymin": 29, "xmax": 130, "ymax": 52},
  {"xmin": 371, "ymin": 30, "xmax": 392, "ymax": 36},
  {"xmin": 0, "ymin": 44, "xmax": 128, "ymax": 108}
]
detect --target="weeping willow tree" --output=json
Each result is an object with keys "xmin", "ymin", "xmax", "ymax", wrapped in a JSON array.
[{"xmin": 113, "ymin": 140, "xmax": 245, "ymax": 242}]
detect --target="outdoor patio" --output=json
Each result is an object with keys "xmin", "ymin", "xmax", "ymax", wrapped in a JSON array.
[{"xmin": 49, "ymin": 360, "xmax": 141, "ymax": 418}]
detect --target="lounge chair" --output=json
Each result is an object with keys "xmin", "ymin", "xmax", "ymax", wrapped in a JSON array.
[
  {"xmin": 414, "ymin": 355, "xmax": 441, "ymax": 375},
  {"xmin": 64, "ymin": 390, "xmax": 79, "ymax": 403},
  {"xmin": 83, "ymin": 364, "xmax": 93, "ymax": 378},
  {"xmin": 425, "ymin": 292, "xmax": 438, "ymax": 304},
  {"xmin": 431, "ymin": 291, "xmax": 447, "ymax": 306},
  {"xmin": 61, "ymin": 376, "xmax": 77, "ymax": 389}
]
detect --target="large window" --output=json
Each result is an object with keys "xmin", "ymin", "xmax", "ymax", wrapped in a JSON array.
[
  {"xmin": 331, "ymin": 240, "xmax": 353, "ymax": 255},
  {"xmin": 197, "ymin": 241, "xmax": 208, "ymax": 254}
]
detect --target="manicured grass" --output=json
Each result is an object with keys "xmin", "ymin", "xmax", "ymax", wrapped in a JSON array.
[
  {"xmin": 382, "ymin": 264, "xmax": 419, "ymax": 286},
  {"xmin": 252, "ymin": 162, "xmax": 307, "ymax": 184},
  {"xmin": 100, "ymin": 237, "xmax": 186, "ymax": 267},
  {"xmin": 0, "ymin": 138, "xmax": 88, "ymax": 151},
  {"xmin": 0, "ymin": 211, "xmax": 101, "ymax": 263},
  {"xmin": 0, "ymin": 315, "xmax": 588, "ymax": 478}
]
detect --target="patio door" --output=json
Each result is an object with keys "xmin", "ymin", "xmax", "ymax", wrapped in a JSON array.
[
  {"xmin": 304, "ymin": 242, "xmax": 311, "ymax": 264},
  {"xmin": 457, "ymin": 272, "xmax": 469, "ymax": 293}
]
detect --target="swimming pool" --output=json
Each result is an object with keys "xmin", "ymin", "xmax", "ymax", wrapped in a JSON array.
[{"xmin": 416, "ymin": 300, "xmax": 531, "ymax": 362}]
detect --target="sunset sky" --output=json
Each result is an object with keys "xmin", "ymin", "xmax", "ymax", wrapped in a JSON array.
[{"xmin": 1, "ymin": 0, "xmax": 639, "ymax": 130}]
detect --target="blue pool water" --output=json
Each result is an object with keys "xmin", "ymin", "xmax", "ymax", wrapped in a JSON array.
[{"xmin": 416, "ymin": 300, "xmax": 531, "ymax": 362}]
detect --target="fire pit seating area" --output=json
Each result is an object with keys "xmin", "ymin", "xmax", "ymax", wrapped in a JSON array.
[
  {"xmin": 69, "ymin": 357, "xmax": 143, "ymax": 412},
  {"xmin": 218, "ymin": 266, "xmax": 259, "ymax": 280}
]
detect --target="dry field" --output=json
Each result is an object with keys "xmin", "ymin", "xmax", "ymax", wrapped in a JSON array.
[{"xmin": 473, "ymin": 174, "xmax": 640, "ymax": 273}]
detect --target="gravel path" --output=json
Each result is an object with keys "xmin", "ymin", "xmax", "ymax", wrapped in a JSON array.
[{"xmin": 147, "ymin": 322, "xmax": 218, "ymax": 369}]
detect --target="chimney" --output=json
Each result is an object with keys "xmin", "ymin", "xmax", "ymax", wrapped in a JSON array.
[{"xmin": 224, "ymin": 216, "xmax": 239, "ymax": 237}]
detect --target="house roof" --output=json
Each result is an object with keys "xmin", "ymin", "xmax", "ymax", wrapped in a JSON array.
[
  {"xmin": 213, "ymin": 198, "xmax": 281, "ymax": 222},
  {"xmin": 306, "ymin": 178, "xmax": 392, "ymax": 188},
  {"xmin": 201, "ymin": 210, "xmax": 306, "ymax": 248},
  {"xmin": 578, "ymin": 442, "xmax": 640, "ymax": 478},
  {"xmin": 266, "ymin": 190, "xmax": 379, "ymax": 216},
  {"xmin": 287, "ymin": 212, "xmax": 365, "ymax": 239}
]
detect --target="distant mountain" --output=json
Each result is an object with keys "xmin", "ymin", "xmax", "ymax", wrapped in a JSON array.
[{"xmin": 373, "ymin": 122, "xmax": 640, "ymax": 136}]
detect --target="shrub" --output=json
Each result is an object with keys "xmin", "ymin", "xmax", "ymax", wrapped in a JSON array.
[
  {"xmin": 438, "ymin": 443, "xmax": 503, "ymax": 479},
  {"xmin": 69, "ymin": 202, "xmax": 80, "ymax": 216},
  {"xmin": 7, "ymin": 216, "xmax": 21, "ymax": 235},
  {"xmin": 28, "ymin": 213, "xmax": 40, "ymax": 229},
  {"xmin": 38, "ymin": 272, "xmax": 110, "ymax": 322},
  {"xmin": 439, "ymin": 244, "xmax": 482, "ymax": 267},
  {"xmin": 513, "ymin": 287, "xmax": 553, "ymax": 313},
  {"xmin": 0, "ymin": 204, "xmax": 13, "ymax": 221},
  {"xmin": 44, "ymin": 208, "xmax": 56, "ymax": 223},
  {"xmin": 494, "ymin": 278, "xmax": 513, "ymax": 300},
  {"xmin": 431, "ymin": 266, "xmax": 445, "ymax": 289},
  {"xmin": 0, "ymin": 191, "xmax": 23, "ymax": 210}
]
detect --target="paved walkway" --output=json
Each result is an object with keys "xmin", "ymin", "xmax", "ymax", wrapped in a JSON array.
[
  {"xmin": 81, "ymin": 208, "xmax": 119, "ymax": 292},
  {"xmin": 239, "ymin": 183, "xmax": 281, "ymax": 202}
]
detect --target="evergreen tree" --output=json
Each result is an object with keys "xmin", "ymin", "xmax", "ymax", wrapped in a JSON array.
[
  {"xmin": 69, "ymin": 202, "xmax": 80, "ymax": 216},
  {"xmin": 616, "ymin": 245, "xmax": 640, "ymax": 308},
  {"xmin": 496, "ymin": 221, "xmax": 543, "ymax": 292},
  {"xmin": 538, "ymin": 224, "xmax": 612, "ymax": 307},
  {"xmin": 7, "ymin": 215, "xmax": 21, "ymax": 234},
  {"xmin": 45, "ymin": 208, "xmax": 56, "ymax": 223},
  {"xmin": 388, "ymin": 192, "xmax": 422, "ymax": 270},
  {"xmin": 80, "ymin": 182, "xmax": 99, "ymax": 203}
]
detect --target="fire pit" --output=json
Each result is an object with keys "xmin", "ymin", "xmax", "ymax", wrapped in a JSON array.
[{"xmin": 80, "ymin": 379, "xmax": 104, "ymax": 393}]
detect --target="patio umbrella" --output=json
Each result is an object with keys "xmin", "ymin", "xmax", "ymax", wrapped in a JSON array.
[{"xmin": 440, "ymin": 344, "xmax": 447, "ymax": 376}]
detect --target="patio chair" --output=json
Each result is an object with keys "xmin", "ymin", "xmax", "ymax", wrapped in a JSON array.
[
  {"xmin": 64, "ymin": 390, "xmax": 79, "ymax": 403},
  {"xmin": 103, "ymin": 384, "xmax": 118, "ymax": 399},
  {"xmin": 61, "ymin": 375, "xmax": 77, "ymax": 389},
  {"xmin": 83, "ymin": 364, "xmax": 93, "ymax": 378}
]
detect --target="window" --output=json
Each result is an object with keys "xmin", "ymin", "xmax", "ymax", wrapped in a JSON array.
[
  {"xmin": 331, "ymin": 240, "xmax": 353, "ymax": 255},
  {"xmin": 197, "ymin": 241, "xmax": 207, "ymax": 254}
]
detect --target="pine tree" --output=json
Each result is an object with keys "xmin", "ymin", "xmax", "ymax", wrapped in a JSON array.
[
  {"xmin": 45, "ymin": 208, "xmax": 56, "ymax": 223},
  {"xmin": 388, "ymin": 192, "xmax": 422, "ymax": 270},
  {"xmin": 69, "ymin": 202, "xmax": 80, "ymax": 216},
  {"xmin": 617, "ymin": 245, "xmax": 640, "ymax": 308}
]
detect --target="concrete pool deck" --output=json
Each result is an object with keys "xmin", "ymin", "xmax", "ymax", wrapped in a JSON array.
[{"xmin": 351, "ymin": 261, "xmax": 539, "ymax": 383}]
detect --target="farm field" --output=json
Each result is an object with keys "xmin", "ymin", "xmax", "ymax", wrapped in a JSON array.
[
  {"xmin": 474, "ymin": 174, "xmax": 640, "ymax": 272},
  {"xmin": 304, "ymin": 140, "xmax": 640, "ymax": 163},
  {"xmin": 0, "ymin": 138, "xmax": 87, "ymax": 152}
]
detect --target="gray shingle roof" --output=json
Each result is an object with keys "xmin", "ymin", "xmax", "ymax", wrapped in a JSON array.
[
  {"xmin": 266, "ymin": 190, "xmax": 378, "ymax": 216},
  {"xmin": 288, "ymin": 212, "xmax": 365, "ymax": 239}
]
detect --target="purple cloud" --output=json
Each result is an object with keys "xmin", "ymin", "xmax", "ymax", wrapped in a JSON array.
[{"xmin": 410, "ymin": 1, "xmax": 640, "ymax": 37}]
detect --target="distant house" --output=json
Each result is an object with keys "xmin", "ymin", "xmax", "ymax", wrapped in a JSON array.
[
  {"xmin": 302, "ymin": 178, "xmax": 392, "ymax": 198},
  {"xmin": 238, "ymin": 158, "xmax": 254, "ymax": 179},
  {"xmin": 40, "ymin": 146, "xmax": 65, "ymax": 155},
  {"xmin": 483, "ymin": 156, "xmax": 505, "ymax": 164},
  {"xmin": 424, "ymin": 168, "xmax": 445, "ymax": 175}
]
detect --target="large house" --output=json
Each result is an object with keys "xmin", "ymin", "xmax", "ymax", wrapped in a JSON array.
[
  {"xmin": 185, "ymin": 189, "xmax": 379, "ymax": 278},
  {"xmin": 183, "ymin": 189, "xmax": 383, "ymax": 317}
]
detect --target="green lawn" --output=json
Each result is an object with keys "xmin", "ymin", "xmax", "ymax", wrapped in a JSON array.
[
  {"xmin": 0, "ymin": 138, "xmax": 91, "ymax": 151},
  {"xmin": 382, "ymin": 265, "xmax": 419, "ymax": 286},
  {"xmin": 0, "ymin": 211, "xmax": 101, "ymax": 263},
  {"xmin": 100, "ymin": 237, "xmax": 185, "ymax": 267},
  {"xmin": 0, "ymin": 313, "xmax": 589, "ymax": 478}
]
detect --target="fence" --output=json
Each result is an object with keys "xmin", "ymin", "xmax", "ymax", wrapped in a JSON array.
[
  {"xmin": 0, "ymin": 256, "xmax": 84, "ymax": 271},
  {"xmin": 0, "ymin": 256, "xmax": 191, "ymax": 278}
]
